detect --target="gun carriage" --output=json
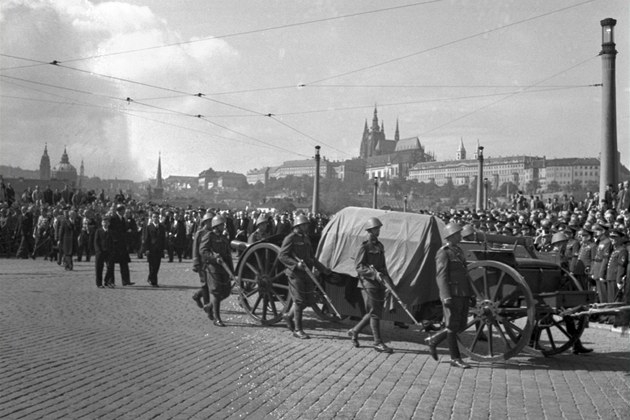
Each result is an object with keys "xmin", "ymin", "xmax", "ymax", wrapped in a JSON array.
[{"xmin": 228, "ymin": 207, "xmax": 598, "ymax": 362}]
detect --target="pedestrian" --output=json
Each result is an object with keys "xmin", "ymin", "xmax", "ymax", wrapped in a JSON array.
[
  {"xmin": 143, "ymin": 211, "xmax": 166, "ymax": 287},
  {"xmin": 15, "ymin": 206, "xmax": 34, "ymax": 259},
  {"xmin": 591, "ymin": 223, "xmax": 612, "ymax": 304},
  {"xmin": 425, "ymin": 222, "xmax": 474, "ymax": 369},
  {"xmin": 192, "ymin": 211, "xmax": 214, "ymax": 316},
  {"xmin": 108, "ymin": 204, "xmax": 134, "ymax": 286},
  {"xmin": 278, "ymin": 214, "xmax": 331, "ymax": 339},
  {"xmin": 94, "ymin": 217, "xmax": 113, "ymax": 288},
  {"xmin": 347, "ymin": 217, "xmax": 394, "ymax": 353},
  {"xmin": 58, "ymin": 209, "xmax": 76, "ymax": 271},
  {"xmin": 199, "ymin": 215, "xmax": 234, "ymax": 326}
]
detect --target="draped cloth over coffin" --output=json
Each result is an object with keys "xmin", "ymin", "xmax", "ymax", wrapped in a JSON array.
[{"xmin": 316, "ymin": 207, "xmax": 446, "ymax": 307}]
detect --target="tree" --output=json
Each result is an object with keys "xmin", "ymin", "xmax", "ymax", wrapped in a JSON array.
[{"xmin": 547, "ymin": 180, "xmax": 561, "ymax": 193}]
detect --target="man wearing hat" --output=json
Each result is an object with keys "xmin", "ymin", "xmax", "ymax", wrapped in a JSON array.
[
  {"xmin": 591, "ymin": 223, "xmax": 612, "ymax": 304},
  {"xmin": 278, "ymin": 214, "xmax": 331, "ymax": 339},
  {"xmin": 606, "ymin": 229, "xmax": 628, "ymax": 305},
  {"xmin": 192, "ymin": 211, "xmax": 214, "ymax": 314},
  {"xmin": 425, "ymin": 222, "xmax": 474, "ymax": 369},
  {"xmin": 575, "ymin": 228, "xmax": 595, "ymax": 291},
  {"xmin": 347, "ymin": 217, "xmax": 394, "ymax": 353},
  {"xmin": 108, "ymin": 204, "xmax": 133, "ymax": 286},
  {"xmin": 143, "ymin": 212, "xmax": 166, "ymax": 288}
]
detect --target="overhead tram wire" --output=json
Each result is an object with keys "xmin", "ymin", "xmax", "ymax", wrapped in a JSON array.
[
  {"xmin": 0, "ymin": 72, "xmax": 309, "ymax": 157},
  {"xmin": 302, "ymin": 0, "xmax": 596, "ymax": 86},
  {"xmin": 48, "ymin": 61, "xmax": 349, "ymax": 154},
  {"xmin": 272, "ymin": 86, "xmax": 596, "ymax": 117},
  {"xmin": 418, "ymin": 55, "xmax": 599, "ymax": 138},
  {"xmin": 58, "ymin": 1, "xmax": 443, "ymax": 63}
]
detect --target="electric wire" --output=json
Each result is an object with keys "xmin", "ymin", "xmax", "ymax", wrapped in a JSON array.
[
  {"xmin": 58, "ymin": 1, "xmax": 443, "ymax": 63},
  {"xmin": 304, "ymin": 0, "xmax": 596, "ymax": 85}
]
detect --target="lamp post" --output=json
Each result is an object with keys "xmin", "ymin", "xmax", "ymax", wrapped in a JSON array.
[
  {"xmin": 403, "ymin": 195, "xmax": 408, "ymax": 212},
  {"xmin": 372, "ymin": 176, "xmax": 379, "ymax": 209},
  {"xmin": 312, "ymin": 146, "xmax": 320, "ymax": 214},
  {"xmin": 483, "ymin": 178, "xmax": 489, "ymax": 209},
  {"xmin": 599, "ymin": 18, "xmax": 618, "ymax": 202},
  {"xmin": 475, "ymin": 146, "xmax": 484, "ymax": 211}
]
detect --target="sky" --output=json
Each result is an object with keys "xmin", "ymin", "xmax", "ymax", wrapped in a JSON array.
[{"xmin": 1, "ymin": 0, "xmax": 628, "ymax": 182}]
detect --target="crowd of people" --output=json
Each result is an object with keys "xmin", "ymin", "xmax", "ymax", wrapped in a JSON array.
[{"xmin": 1, "ymin": 180, "xmax": 629, "ymax": 357}]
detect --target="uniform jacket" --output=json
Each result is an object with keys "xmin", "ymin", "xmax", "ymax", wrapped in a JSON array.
[
  {"xmin": 435, "ymin": 243, "xmax": 474, "ymax": 302},
  {"xmin": 199, "ymin": 230, "xmax": 234, "ymax": 275},
  {"xmin": 591, "ymin": 237, "xmax": 612, "ymax": 280},
  {"xmin": 606, "ymin": 245, "xmax": 628, "ymax": 283},
  {"xmin": 278, "ymin": 230, "xmax": 326, "ymax": 276},
  {"xmin": 355, "ymin": 237, "xmax": 390, "ymax": 286},
  {"xmin": 564, "ymin": 238, "xmax": 580, "ymax": 273},
  {"xmin": 192, "ymin": 228, "xmax": 209, "ymax": 272},
  {"xmin": 574, "ymin": 241, "xmax": 595, "ymax": 276}
]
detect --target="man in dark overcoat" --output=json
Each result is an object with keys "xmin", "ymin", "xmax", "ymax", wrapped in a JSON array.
[
  {"xmin": 108, "ymin": 204, "xmax": 133, "ymax": 286},
  {"xmin": 143, "ymin": 211, "xmax": 166, "ymax": 287}
]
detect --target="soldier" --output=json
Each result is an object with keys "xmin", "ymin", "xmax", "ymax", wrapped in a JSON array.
[
  {"xmin": 248, "ymin": 215, "xmax": 270, "ymax": 244},
  {"xmin": 574, "ymin": 228, "xmax": 595, "ymax": 291},
  {"xmin": 591, "ymin": 223, "xmax": 613, "ymax": 304},
  {"xmin": 425, "ymin": 222, "xmax": 474, "ymax": 369},
  {"xmin": 347, "ymin": 217, "xmax": 394, "ymax": 353},
  {"xmin": 192, "ymin": 211, "xmax": 214, "ymax": 316},
  {"xmin": 199, "ymin": 215, "xmax": 234, "ymax": 327},
  {"xmin": 563, "ymin": 227, "xmax": 580, "ymax": 274},
  {"xmin": 606, "ymin": 229, "xmax": 628, "ymax": 306},
  {"xmin": 278, "ymin": 214, "xmax": 331, "ymax": 339}
]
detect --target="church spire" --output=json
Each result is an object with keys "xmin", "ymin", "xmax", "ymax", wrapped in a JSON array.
[
  {"xmin": 457, "ymin": 137, "xmax": 466, "ymax": 160},
  {"xmin": 395, "ymin": 119, "xmax": 400, "ymax": 142},
  {"xmin": 371, "ymin": 105, "xmax": 379, "ymax": 131},
  {"xmin": 156, "ymin": 152, "xmax": 163, "ymax": 189}
]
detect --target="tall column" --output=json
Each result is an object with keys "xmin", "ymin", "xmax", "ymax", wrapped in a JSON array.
[
  {"xmin": 599, "ymin": 18, "xmax": 618, "ymax": 201},
  {"xmin": 372, "ymin": 176, "xmax": 379, "ymax": 209},
  {"xmin": 476, "ymin": 146, "xmax": 484, "ymax": 211},
  {"xmin": 312, "ymin": 146, "xmax": 320, "ymax": 214}
]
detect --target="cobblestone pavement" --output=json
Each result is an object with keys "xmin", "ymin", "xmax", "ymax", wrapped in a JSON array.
[{"xmin": 1, "ymin": 257, "xmax": 629, "ymax": 420}]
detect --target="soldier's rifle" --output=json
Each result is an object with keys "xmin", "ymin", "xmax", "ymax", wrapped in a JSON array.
[
  {"xmin": 295, "ymin": 256, "xmax": 342, "ymax": 319},
  {"xmin": 214, "ymin": 255, "xmax": 244, "ymax": 295},
  {"xmin": 370, "ymin": 265, "xmax": 421, "ymax": 326}
]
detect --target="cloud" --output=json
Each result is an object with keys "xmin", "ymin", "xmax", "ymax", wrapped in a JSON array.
[{"xmin": 1, "ymin": 0, "xmax": 239, "ymax": 180}]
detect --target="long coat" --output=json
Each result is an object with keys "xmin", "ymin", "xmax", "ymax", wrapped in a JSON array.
[
  {"xmin": 108, "ymin": 214, "xmax": 131, "ymax": 263},
  {"xmin": 58, "ymin": 219, "xmax": 75, "ymax": 256}
]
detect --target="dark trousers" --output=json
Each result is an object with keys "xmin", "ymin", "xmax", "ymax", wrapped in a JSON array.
[
  {"xmin": 95, "ymin": 252, "xmax": 109, "ymax": 286},
  {"xmin": 147, "ymin": 252, "xmax": 161, "ymax": 285},
  {"xmin": 107, "ymin": 260, "xmax": 130, "ymax": 285}
]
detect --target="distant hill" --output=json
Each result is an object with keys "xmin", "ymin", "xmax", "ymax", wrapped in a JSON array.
[{"xmin": 0, "ymin": 166, "xmax": 39, "ymax": 179}]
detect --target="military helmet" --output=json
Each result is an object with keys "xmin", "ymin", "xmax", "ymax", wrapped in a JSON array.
[
  {"xmin": 461, "ymin": 224, "xmax": 475, "ymax": 238},
  {"xmin": 211, "ymin": 215, "xmax": 226, "ymax": 228},
  {"xmin": 444, "ymin": 222, "xmax": 463, "ymax": 238},
  {"xmin": 201, "ymin": 212, "xmax": 214, "ymax": 225},
  {"xmin": 365, "ymin": 217, "xmax": 383, "ymax": 231},
  {"xmin": 551, "ymin": 232, "xmax": 568, "ymax": 245},
  {"xmin": 293, "ymin": 214, "xmax": 309, "ymax": 228}
]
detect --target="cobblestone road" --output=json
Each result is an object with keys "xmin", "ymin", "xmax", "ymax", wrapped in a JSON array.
[{"xmin": 1, "ymin": 257, "xmax": 629, "ymax": 419}]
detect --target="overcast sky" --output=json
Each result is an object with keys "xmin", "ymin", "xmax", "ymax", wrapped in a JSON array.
[{"xmin": 1, "ymin": 0, "xmax": 628, "ymax": 181}]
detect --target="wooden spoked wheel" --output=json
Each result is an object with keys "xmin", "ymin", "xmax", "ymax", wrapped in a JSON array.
[
  {"xmin": 531, "ymin": 269, "xmax": 587, "ymax": 357},
  {"xmin": 458, "ymin": 260, "xmax": 536, "ymax": 362},
  {"xmin": 236, "ymin": 242, "xmax": 291, "ymax": 325}
]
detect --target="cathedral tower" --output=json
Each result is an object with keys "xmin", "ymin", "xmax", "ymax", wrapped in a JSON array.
[{"xmin": 39, "ymin": 144, "xmax": 51, "ymax": 181}]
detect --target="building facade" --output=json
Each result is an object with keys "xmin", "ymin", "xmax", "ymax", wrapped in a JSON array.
[{"xmin": 542, "ymin": 158, "xmax": 600, "ymax": 189}]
